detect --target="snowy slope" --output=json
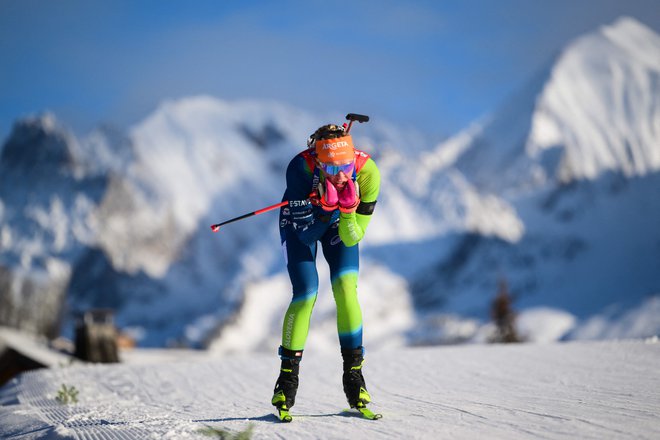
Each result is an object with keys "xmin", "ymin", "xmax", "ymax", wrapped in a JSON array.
[
  {"xmin": 529, "ymin": 17, "xmax": 660, "ymax": 183},
  {"xmin": 1, "ymin": 340, "xmax": 659, "ymax": 439},
  {"xmin": 442, "ymin": 16, "xmax": 660, "ymax": 193}
]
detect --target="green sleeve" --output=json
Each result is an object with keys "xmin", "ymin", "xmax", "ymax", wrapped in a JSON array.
[{"xmin": 338, "ymin": 158, "xmax": 380, "ymax": 247}]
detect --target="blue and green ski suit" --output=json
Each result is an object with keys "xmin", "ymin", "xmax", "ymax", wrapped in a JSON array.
[{"xmin": 278, "ymin": 148, "xmax": 380, "ymax": 351}]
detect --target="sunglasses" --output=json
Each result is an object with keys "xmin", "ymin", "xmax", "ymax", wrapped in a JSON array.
[{"xmin": 319, "ymin": 161, "xmax": 355, "ymax": 176}]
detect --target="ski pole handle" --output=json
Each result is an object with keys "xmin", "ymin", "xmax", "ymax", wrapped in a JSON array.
[
  {"xmin": 210, "ymin": 201, "xmax": 288, "ymax": 233},
  {"xmin": 344, "ymin": 113, "xmax": 370, "ymax": 134}
]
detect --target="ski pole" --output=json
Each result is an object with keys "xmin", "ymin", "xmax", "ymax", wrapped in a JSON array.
[
  {"xmin": 210, "ymin": 201, "xmax": 288, "ymax": 232},
  {"xmin": 344, "ymin": 113, "xmax": 370, "ymax": 134},
  {"xmin": 212, "ymin": 114, "xmax": 369, "ymax": 233}
]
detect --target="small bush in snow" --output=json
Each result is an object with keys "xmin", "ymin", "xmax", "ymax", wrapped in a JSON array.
[{"xmin": 55, "ymin": 384, "xmax": 79, "ymax": 404}]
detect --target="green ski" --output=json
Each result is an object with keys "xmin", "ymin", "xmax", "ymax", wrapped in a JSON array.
[
  {"xmin": 357, "ymin": 406, "xmax": 382, "ymax": 420},
  {"xmin": 344, "ymin": 402, "xmax": 382, "ymax": 420},
  {"xmin": 276, "ymin": 406, "xmax": 293, "ymax": 423}
]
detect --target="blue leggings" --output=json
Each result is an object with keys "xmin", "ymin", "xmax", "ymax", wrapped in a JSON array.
[{"xmin": 280, "ymin": 221, "xmax": 363, "ymax": 351}]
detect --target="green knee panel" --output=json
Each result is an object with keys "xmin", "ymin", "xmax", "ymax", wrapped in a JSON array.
[{"xmin": 281, "ymin": 294, "xmax": 317, "ymax": 350}]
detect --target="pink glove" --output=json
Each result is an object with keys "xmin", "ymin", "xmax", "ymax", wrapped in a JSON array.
[
  {"xmin": 320, "ymin": 179, "xmax": 339, "ymax": 211},
  {"xmin": 338, "ymin": 179, "xmax": 360, "ymax": 213}
]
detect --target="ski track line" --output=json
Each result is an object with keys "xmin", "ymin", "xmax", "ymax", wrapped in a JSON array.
[
  {"xmin": 384, "ymin": 391, "xmax": 494, "ymax": 427},
  {"xmin": 463, "ymin": 399, "xmax": 633, "ymax": 438},
  {"xmin": 382, "ymin": 392, "xmax": 551, "ymax": 440}
]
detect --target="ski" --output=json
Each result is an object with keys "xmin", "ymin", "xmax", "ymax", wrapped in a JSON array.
[
  {"xmin": 344, "ymin": 403, "xmax": 382, "ymax": 420},
  {"xmin": 356, "ymin": 406, "xmax": 382, "ymax": 420},
  {"xmin": 276, "ymin": 407, "xmax": 293, "ymax": 423}
]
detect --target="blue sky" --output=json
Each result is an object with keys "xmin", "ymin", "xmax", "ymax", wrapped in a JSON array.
[{"xmin": 1, "ymin": 0, "xmax": 659, "ymax": 142}]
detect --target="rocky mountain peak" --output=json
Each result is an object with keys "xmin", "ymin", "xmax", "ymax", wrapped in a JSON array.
[{"xmin": 0, "ymin": 113, "xmax": 80, "ymax": 178}]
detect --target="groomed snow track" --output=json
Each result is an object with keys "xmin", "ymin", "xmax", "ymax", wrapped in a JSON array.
[{"xmin": 1, "ymin": 341, "xmax": 659, "ymax": 439}]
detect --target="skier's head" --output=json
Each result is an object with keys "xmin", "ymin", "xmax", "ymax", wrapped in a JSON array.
[{"xmin": 309, "ymin": 124, "xmax": 355, "ymax": 165}]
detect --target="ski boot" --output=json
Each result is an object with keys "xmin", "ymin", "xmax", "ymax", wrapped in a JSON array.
[
  {"xmin": 271, "ymin": 347, "xmax": 302, "ymax": 422},
  {"xmin": 341, "ymin": 346, "xmax": 372, "ymax": 407},
  {"xmin": 341, "ymin": 347, "xmax": 382, "ymax": 419}
]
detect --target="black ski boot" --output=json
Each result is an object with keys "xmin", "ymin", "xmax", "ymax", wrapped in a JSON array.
[
  {"xmin": 271, "ymin": 347, "xmax": 302, "ymax": 411},
  {"xmin": 341, "ymin": 346, "xmax": 372, "ymax": 408}
]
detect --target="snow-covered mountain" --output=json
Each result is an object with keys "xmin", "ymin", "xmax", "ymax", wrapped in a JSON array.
[
  {"xmin": 0, "ymin": 115, "xmax": 102, "ymax": 339},
  {"xmin": 402, "ymin": 16, "xmax": 660, "ymax": 342},
  {"xmin": 446, "ymin": 16, "xmax": 660, "ymax": 193},
  {"xmin": 1, "ymin": 16, "xmax": 659, "ymax": 350}
]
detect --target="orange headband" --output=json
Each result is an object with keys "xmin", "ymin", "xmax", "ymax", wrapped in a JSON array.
[{"xmin": 315, "ymin": 135, "xmax": 355, "ymax": 163}]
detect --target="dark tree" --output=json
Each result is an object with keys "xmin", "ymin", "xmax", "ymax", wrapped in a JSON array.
[{"xmin": 490, "ymin": 279, "xmax": 521, "ymax": 343}]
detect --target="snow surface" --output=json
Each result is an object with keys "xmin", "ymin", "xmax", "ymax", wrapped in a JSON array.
[{"xmin": 1, "ymin": 340, "xmax": 659, "ymax": 439}]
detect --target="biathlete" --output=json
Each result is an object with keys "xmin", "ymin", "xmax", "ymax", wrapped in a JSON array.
[{"xmin": 271, "ymin": 122, "xmax": 381, "ymax": 419}]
